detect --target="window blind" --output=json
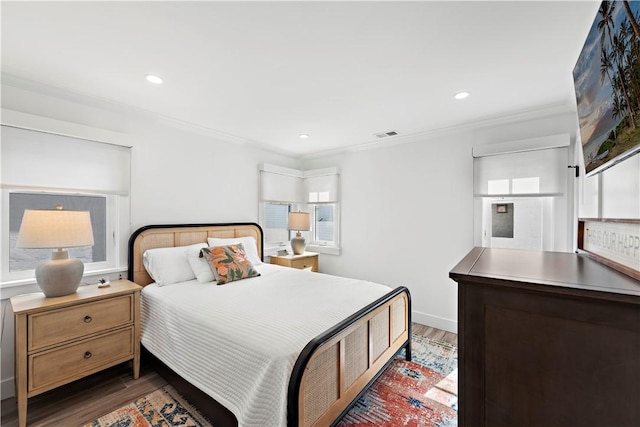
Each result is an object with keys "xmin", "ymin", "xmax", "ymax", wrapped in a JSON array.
[
  {"xmin": 264, "ymin": 203, "xmax": 289, "ymax": 229},
  {"xmin": 259, "ymin": 164, "xmax": 303, "ymax": 203},
  {"xmin": 1, "ymin": 125, "xmax": 131, "ymax": 195},
  {"xmin": 304, "ymin": 167, "xmax": 339, "ymax": 203},
  {"xmin": 473, "ymin": 147, "xmax": 568, "ymax": 196}
]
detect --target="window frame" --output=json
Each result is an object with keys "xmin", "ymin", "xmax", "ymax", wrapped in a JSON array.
[
  {"xmin": 309, "ymin": 203, "xmax": 337, "ymax": 245},
  {"xmin": 261, "ymin": 201, "xmax": 293, "ymax": 249},
  {"xmin": 307, "ymin": 202, "xmax": 340, "ymax": 255}
]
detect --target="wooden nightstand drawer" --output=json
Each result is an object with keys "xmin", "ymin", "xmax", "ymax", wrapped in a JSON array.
[
  {"xmin": 270, "ymin": 252, "xmax": 319, "ymax": 272},
  {"xmin": 29, "ymin": 327, "xmax": 134, "ymax": 392},
  {"xmin": 28, "ymin": 295, "xmax": 133, "ymax": 351},
  {"xmin": 290, "ymin": 257, "xmax": 318, "ymax": 271}
]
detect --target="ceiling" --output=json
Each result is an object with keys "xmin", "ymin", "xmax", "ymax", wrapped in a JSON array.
[{"xmin": 1, "ymin": 1, "xmax": 600, "ymax": 157}]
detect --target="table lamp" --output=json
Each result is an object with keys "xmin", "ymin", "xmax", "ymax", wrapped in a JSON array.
[
  {"xmin": 288, "ymin": 211, "xmax": 310, "ymax": 255},
  {"xmin": 16, "ymin": 206, "xmax": 94, "ymax": 297}
]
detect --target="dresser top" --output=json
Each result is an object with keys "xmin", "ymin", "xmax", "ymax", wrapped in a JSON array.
[{"xmin": 450, "ymin": 247, "xmax": 640, "ymax": 298}]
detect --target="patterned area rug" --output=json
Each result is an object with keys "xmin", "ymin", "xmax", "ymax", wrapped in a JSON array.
[
  {"xmin": 337, "ymin": 335, "xmax": 458, "ymax": 427},
  {"xmin": 84, "ymin": 385, "xmax": 211, "ymax": 427},
  {"xmin": 86, "ymin": 335, "xmax": 457, "ymax": 427}
]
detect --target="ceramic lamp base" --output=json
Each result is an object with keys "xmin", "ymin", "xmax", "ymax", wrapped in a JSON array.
[
  {"xmin": 35, "ymin": 250, "xmax": 84, "ymax": 297},
  {"xmin": 291, "ymin": 233, "xmax": 306, "ymax": 255}
]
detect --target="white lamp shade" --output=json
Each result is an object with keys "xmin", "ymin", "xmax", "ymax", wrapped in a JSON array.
[
  {"xmin": 16, "ymin": 209, "xmax": 94, "ymax": 249},
  {"xmin": 287, "ymin": 212, "xmax": 310, "ymax": 231}
]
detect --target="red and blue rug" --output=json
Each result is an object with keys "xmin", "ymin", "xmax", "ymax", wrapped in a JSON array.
[
  {"xmin": 87, "ymin": 335, "xmax": 457, "ymax": 427},
  {"xmin": 337, "ymin": 335, "xmax": 458, "ymax": 427}
]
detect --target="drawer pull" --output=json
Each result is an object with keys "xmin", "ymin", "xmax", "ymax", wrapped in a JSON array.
[
  {"xmin": 84, "ymin": 351, "xmax": 92, "ymax": 359},
  {"xmin": 84, "ymin": 315, "xmax": 92, "ymax": 323}
]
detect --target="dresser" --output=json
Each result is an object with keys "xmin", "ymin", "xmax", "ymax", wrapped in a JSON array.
[
  {"xmin": 449, "ymin": 248, "xmax": 640, "ymax": 427},
  {"xmin": 11, "ymin": 279, "xmax": 141, "ymax": 427},
  {"xmin": 269, "ymin": 251, "xmax": 319, "ymax": 272}
]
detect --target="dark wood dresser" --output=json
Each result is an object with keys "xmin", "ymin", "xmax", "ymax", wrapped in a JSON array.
[{"xmin": 450, "ymin": 247, "xmax": 640, "ymax": 427}]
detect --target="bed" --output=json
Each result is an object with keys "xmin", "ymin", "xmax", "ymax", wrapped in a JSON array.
[{"xmin": 128, "ymin": 222, "xmax": 411, "ymax": 427}]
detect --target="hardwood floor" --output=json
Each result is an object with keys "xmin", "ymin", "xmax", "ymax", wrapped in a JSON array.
[
  {"xmin": 0, "ymin": 362, "xmax": 167, "ymax": 427},
  {"xmin": 0, "ymin": 322, "xmax": 456, "ymax": 426},
  {"xmin": 412, "ymin": 323, "xmax": 457, "ymax": 346}
]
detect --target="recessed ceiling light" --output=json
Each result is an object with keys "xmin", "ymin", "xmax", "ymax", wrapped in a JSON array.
[
  {"xmin": 299, "ymin": 134, "xmax": 310, "ymax": 139},
  {"xmin": 454, "ymin": 91, "xmax": 470, "ymax": 100},
  {"xmin": 145, "ymin": 74, "xmax": 163, "ymax": 84}
]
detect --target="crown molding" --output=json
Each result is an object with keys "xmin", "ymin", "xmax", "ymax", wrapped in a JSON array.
[
  {"xmin": 2, "ymin": 73, "xmax": 577, "ymax": 161},
  {"xmin": 301, "ymin": 102, "xmax": 577, "ymax": 160},
  {"xmin": 1, "ymin": 73, "xmax": 262, "ymax": 148}
]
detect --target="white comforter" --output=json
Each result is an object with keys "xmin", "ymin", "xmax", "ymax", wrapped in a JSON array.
[{"xmin": 140, "ymin": 263, "xmax": 392, "ymax": 427}]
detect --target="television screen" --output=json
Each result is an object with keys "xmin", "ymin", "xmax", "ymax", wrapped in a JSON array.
[{"xmin": 573, "ymin": 0, "xmax": 640, "ymax": 176}]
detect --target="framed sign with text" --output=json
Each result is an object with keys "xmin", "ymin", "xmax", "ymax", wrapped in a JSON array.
[{"xmin": 578, "ymin": 218, "xmax": 640, "ymax": 281}]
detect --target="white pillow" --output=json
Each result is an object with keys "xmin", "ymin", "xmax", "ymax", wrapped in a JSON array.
[
  {"xmin": 186, "ymin": 246, "xmax": 216, "ymax": 283},
  {"xmin": 207, "ymin": 236, "xmax": 262, "ymax": 265},
  {"xmin": 143, "ymin": 243, "xmax": 206, "ymax": 286}
]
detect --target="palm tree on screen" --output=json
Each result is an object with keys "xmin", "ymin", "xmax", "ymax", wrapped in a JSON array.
[
  {"xmin": 598, "ymin": 0, "xmax": 638, "ymax": 128},
  {"xmin": 622, "ymin": 0, "xmax": 640, "ymax": 40},
  {"xmin": 613, "ymin": 33, "xmax": 637, "ymax": 127}
]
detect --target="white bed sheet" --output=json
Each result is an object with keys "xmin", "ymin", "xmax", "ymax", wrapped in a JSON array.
[{"xmin": 140, "ymin": 263, "xmax": 392, "ymax": 427}]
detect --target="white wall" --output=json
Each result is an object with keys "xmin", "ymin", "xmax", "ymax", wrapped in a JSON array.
[
  {"xmin": 301, "ymin": 108, "xmax": 581, "ymax": 332},
  {"xmin": 303, "ymin": 133, "xmax": 473, "ymax": 331},
  {"xmin": 129, "ymin": 121, "xmax": 297, "ymax": 230}
]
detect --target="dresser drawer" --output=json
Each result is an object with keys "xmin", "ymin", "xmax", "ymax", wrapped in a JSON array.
[
  {"xmin": 28, "ymin": 327, "xmax": 134, "ymax": 392},
  {"xmin": 290, "ymin": 257, "xmax": 318, "ymax": 271},
  {"xmin": 28, "ymin": 295, "xmax": 133, "ymax": 351}
]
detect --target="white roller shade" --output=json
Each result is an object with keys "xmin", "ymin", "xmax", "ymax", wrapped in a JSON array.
[
  {"xmin": 260, "ymin": 164, "xmax": 303, "ymax": 203},
  {"xmin": 304, "ymin": 168, "xmax": 339, "ymax": 203},
  {"xmin": 1, "ymin": 125, "xmax": 131, "ymax": 195},
  {"xmin": 473, "ymin": 147, "xmax": 568, "ymax": 196}
]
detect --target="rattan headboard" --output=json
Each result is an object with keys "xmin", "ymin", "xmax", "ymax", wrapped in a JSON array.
[{"xmin": 127, "ymin": 223, "xmax": 264, "ymax": 286}]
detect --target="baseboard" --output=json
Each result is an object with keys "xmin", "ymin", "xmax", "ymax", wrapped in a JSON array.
[
  {"xmin": 412, "ymin": 310, "xmax": 457, "ymax": 334},
  {"xmin": 1, "ymin": 377, "xmax": 15, "ymax": 400}
]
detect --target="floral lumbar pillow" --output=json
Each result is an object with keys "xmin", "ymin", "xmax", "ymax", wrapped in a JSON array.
[{"xmin": 201, "ymin": 243, "xmax": 260, "ymax": 284}]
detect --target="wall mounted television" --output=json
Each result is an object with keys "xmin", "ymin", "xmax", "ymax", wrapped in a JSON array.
[{"xmin": 573, "ymin": 0, "xmax": 640, "ymax": 176}]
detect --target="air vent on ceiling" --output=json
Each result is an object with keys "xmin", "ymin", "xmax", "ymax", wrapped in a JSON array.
[{"xmin": 374, "ymin": 130, "xmax": 399, "ymax": 139}]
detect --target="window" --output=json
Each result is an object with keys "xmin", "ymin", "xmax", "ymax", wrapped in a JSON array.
[
  {"xmin": 260, "ymin": 164, "xmax": 340, "ymax": 255},
  {"xmin": 512, "ymin": 177, "xmax": 540, "ymax": 194},
  {"xmin": 473, "ymin": 140, "xmax": 571, "ymax": 252},
  {"xmin": 259, "ymin": 165, "xmax": 303, "ymax": 249},
  {"xmin": 311, "ymin": 204, "xmax": 336, "ymax": 245},
  {"xmin": 487, "ymin": 179, "xmax": 510, "ymax": 195},
  {"xmin": 1, "ymin": 125, "xmax": 131, "ymax": 286},
  {"xmin": 263, "ymin": 202, "xmax": 291, "ymax": 245},
  {"xmin": 304, "ymin": 168, "xmax": 340, "ymax": 253}
]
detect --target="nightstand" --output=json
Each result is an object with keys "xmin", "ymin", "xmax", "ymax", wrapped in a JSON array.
[
  {"xmin": 11, "ymin": 279, "xmax": 141, "ymax": 427},
  {"xmin": 269, "ymin": 251, "xmax": 319, "ymax": 272}
]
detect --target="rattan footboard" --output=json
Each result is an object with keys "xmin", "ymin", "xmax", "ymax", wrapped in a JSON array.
[
  {"xmin": 129, "ymin": 223, "xmax": 411, "ymax": 426},
  {"xmin": 289, "ymin": 286, "xmax": 411, "ymax": 427}
]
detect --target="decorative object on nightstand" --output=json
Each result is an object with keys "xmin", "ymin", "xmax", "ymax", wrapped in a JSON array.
[
  {"xmin": 287, "ymin": 211, "xmax": 310, "ymax": 255},
  {"xmin": 270, "ymin": 251, "xmax": 319, "ymax": 272},
  {"xmin": 15, "ymin": 205, "xmax": 94, "ymax": 297},
  {"xmin": 11, "ymin": 279, "xmax": 142, "ymax": 427}
]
